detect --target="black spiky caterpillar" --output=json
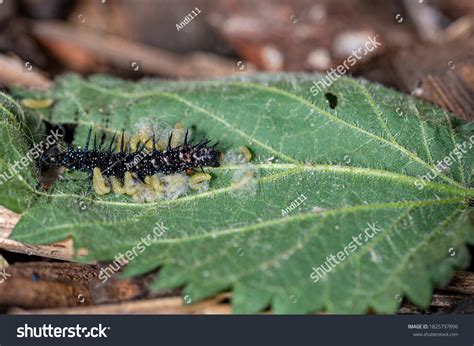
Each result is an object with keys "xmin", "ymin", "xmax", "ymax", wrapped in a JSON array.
[{"xmin": 49, "ymin": 126, "xmax": 220, "ymax": 184}]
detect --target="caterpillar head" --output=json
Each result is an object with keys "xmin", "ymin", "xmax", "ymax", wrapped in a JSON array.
[
  {"xmin": 39, "ymin": 147, "xmax": 64, "ymax": 168},
  {"xmin": 60, "ymin": 149, "xmax": 87, "ymax": 170}
]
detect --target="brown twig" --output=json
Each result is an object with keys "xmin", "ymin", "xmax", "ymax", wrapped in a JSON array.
[
  {"xmin": 10, "ymin": 293, "xmax": 232, "ymax": 314},
  {"xmin": 0, "ymin": 262, "xmax": 98, "ymax": 308},
  {"xmin": 0, "ymin": 206, "xmax": 73, "ymax": 260},
  {"xmin": 30, "ymin": 21, "xmax": 244, "ymax": 78},
  {"xmin": 0, "ymin": 54, "xmax": 52, "ymax": 90},
  {"xmin": 0, "ymin": 262, "xmax": 162, "ymax": 309}
]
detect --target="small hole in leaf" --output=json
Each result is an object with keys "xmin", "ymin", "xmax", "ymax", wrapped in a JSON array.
[{"xmin": 325, "ymin": 92, "xmax": 338, "ymax": 109}]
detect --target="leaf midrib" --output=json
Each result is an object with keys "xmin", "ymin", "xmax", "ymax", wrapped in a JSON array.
[{"xmin": 31, "ymin": 163, "xmax": 473, "ymax": 210}]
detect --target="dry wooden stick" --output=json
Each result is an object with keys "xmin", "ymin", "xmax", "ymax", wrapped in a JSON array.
[
  {"xmin": 0, "ymin": 262, "xmax": 160, "ymax": 309},
  {"xmin": 0, "ymin": 54, "xmax": 52, "ymax": 90},
  {"xmin": 11, "ymin": 293, "xmax": 232, "ymax": 315},
  {"xmin": 0, "ymin": 262, "xmax": 97, "ymax": 308},
  {"xmin": 0, "ymin": 206, "xmax": 73, "ymax": 260},
  {"xmin": 30, "ymin": 21, "xmax": 243, "ymax": 78}
]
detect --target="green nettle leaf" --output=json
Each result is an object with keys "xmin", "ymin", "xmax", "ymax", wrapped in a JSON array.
[{"xmin": 1, "ymin": 73, "xmax": 473, "ymax": 313}]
